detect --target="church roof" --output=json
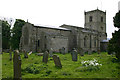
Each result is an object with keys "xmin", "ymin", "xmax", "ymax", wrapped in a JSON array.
[
  {"xmin": 34, "ymin": 24, "xmax": 71, "ymax": 31},
  {"xmin": 85, "ymin": 9, "xmax": 106, "ymax": 13}
]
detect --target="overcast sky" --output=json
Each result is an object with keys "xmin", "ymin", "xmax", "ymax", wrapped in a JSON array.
[{"xmin": 0, "ymin": 0, "xmax": 119, "ymax": 38}]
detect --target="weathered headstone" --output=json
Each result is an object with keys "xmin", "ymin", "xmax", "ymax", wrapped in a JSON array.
[
  {"xmin": 52, "ymin": 55, "xmax": 62, "ymax": 68},
  {"xmin": 9, "ymin": 52, "xmax": 12, "ymax": 61},
  {"xmin": 88, "ymin": 50, "xmax": 92, "ymax": 55},
  {"xmin": 97, "ymin": 49, "xmax": 100, "ymax": 54},
  {"xmin": 61, "ymin": 47, "xmax": 65, "ymax": 55},
  {"xmin": 71, "ymin": 48, "xmax": 77, "ymax": 61},
  {"xmin": 24, "ymin": 50, "xmax": 28, "ymax": 58},
  {"xmin": 59, "ymin": 49, "xmax": 62, "ymax": 53},
  {"xmin": 42, "ymin": 51, "xmax": 48, "ymax": 64},
  {"xmin": 0, "ymin": 48, "xmax": 2, "ymax": 54},
  {"xmin": 80, "ymin": 48, "xmax": 84, "ymax": 56},
  {"xmin": 36, "ymin": 53, "xmax": 43, "ymax": 56},
  {"xmin": 13, "ymin": 50, "xmax": 22, "ymax": 79},
  {"xmin": 28, "ymin": 51, "xmax": 32, "ymax": 55},
  {"xmin": 49, "ymin": 48, "xmax": 53, "ymax": 57}
]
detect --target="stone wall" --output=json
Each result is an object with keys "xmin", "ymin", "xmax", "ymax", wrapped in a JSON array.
[
  {"xmin": 84, "ymin": 9, "xmax": 106, "ymax": 33},
  {"xmin": 20, "ymin": 9, "xmax": 107, "ymax": 53},
  {"xmin": 60, "ymin": 24, "xmax": 100, "ymax": 53},
  {"xmin": 19, "ymin": 23, "xmax": 36, "ymax": 52},
  {"xmin": 20, "ymin": 23, "xmax": 71, "ymax": 53}
]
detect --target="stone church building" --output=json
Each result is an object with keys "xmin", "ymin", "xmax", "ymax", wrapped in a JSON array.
[{"xmin": 19, "ymin": 9, "xmax": 107, "ymax": 54}]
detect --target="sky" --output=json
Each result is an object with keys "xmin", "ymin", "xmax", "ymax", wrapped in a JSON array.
[{"xmin": 0, "ymin": 0, "xmax": 119, "ymax": 38}]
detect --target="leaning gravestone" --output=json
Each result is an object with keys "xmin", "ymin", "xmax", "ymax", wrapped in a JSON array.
[
  {"xmin": 28, "ymin": 51, "xmax": 32, "ymax": 55},
  {"xmin": 13, "ymin": 50, "xmax": 22, "ymax": 79},
  {"xmin": 71, "ymin": 48, "xmax": 78, "ymax": 61},
  {"xmin": 24, "ymin": 50, "xmax": 28, "ymax": 58},
  {"xmin": 61, "ymin": 47, "xmax": 65, "ymax": 55},
  {"xmin": 52, "ymin": 55, "xmax": 62, "ymax": 68},
  {"xmin": 49, "ymin": 48, "xmax": 53, "ymax": 57},
  {"xmin": 36, "ymin": 53, "xmax": 43, "ymax": 56},
  {"xmin": 42, "ymin": 51, "xmax": 48, "ymax": 64}
]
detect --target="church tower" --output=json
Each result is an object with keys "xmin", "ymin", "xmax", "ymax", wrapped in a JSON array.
[{"xmin": 84, "ymin": 9, "xmax": 106, "ymax": 34}]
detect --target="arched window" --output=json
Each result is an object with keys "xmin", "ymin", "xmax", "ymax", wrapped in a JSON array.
[
  {"xmin": 94, "ymin": 37, "xmax": 96, "ymax": 47},
  {"xmin": 101, "ymin": 17, "xmax": 103, "ymax": 22},
  {"xmin": 89, "ymin": 16, "xmax": 93, "ymax": 22},
  {"xmin": 90, "ymin": 35, "xmax": 92, "ymax": 48},
  {"xmin": 84, "ymin": 36, "xmax": 87, "ymax": 47}
]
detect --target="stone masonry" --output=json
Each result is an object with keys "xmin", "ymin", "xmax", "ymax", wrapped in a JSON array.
[{"xmin": 19, "ymin": 9, "xmax": 107, "ymax": 53}]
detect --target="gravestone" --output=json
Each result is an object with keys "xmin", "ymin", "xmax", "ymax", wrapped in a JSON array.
[
  {"xmin": 24, "ymin": 50, "xmax": 28, "ymax": 58},
  {"xmin": 88, "ymin": 50, "xmax": 92, "ymax": 55},
  {"xmin": 52, "ymin": 55, "xmax": 62, "ymax": 68},
  {"xmin": 61, "ymin": 47, "xmax": 65, "ymax": 55},
  {"xmin": 42, "ymin": 51, "xmax": 48, "ymax": 64},
  {"xmin": 36, "ymin": 53, "xmax": 43, "ymax": 56},
  {"xmin": 59, "ymin": 49, "xmax": 62, "ymax": 53},
  {"xmin": 0, "ymin": 48, "xmax": 2, "ymax": 54},
  {"xmin": 13, "ymin": 50, "xmax": 22, "ymax": 79},
  {"xmin": 49, "ymin": 48, "xmax": 53, "ymax": 57},
  {"xmin": 80, "ymin": 48, "xmax": 84, "ymax": 56},
  {"xmin": 9, "ymin": 52, "xmax": 12, "ymax": 61},
  {"xmin": 97, "ymin": 49, "xmax": 100, "ymax": 54},
  {"xmin": 28, "ymin": 51, "xmax": 32, "ymax": 55},
  {"xmin": 71, "ymin": 48, "xmax": 77, "ymax": 61}
]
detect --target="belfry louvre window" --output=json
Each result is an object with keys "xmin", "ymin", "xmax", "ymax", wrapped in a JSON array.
[
  {"xmin": 89, "ymin": 16, "xmax": 93, "ymax": 22},
  {"xmin": 101, "ymin": 17, "xmax": 103, "ymax": 22}
]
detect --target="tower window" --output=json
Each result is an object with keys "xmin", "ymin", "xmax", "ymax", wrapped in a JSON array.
[
  {"xmin": 101, "ymin": 26, "xmax": 103, "ymax": 30},
  {"xmin": 89, "ymin": 16, "xmax": 93, "ymax": 22},
  {"xmin": 101, "ymin": 17, "xmax": 103, "ymax": 22}
]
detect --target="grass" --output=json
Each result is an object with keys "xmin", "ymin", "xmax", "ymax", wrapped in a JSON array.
[{"xmin": 2, "ymin": 52, "xmax": 120, "ymax": 78}]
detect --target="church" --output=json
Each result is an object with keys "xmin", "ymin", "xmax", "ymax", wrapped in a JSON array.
[{"xmin": 19, "ymin": 9, "xmax": 107, "ymax": 54}]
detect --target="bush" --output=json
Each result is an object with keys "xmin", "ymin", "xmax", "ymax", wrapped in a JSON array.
[
  {"xmin": 24, "ymin": 64, "xmax": 40, "ymax": 74},
  {"xmin": 80, "ymin": 59, "xmax": 102, "ymax": 72}
]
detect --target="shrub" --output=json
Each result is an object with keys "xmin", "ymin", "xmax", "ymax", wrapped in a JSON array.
[
  {"xmin": 24, "ymin": 64, "xmax": 40, "ymax": 74},
  {"xmin": 81, "ymin": 59, "xmax": 102, "ymax": 72}
]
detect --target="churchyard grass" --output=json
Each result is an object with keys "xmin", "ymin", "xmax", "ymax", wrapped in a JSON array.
[{"xmin": 2, "ymin": 52, "xmax": 120, "ymax": 78}]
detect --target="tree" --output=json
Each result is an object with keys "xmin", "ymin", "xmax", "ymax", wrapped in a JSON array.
[
  {"xmin": 11, "ymin": 19, "xmax": 25, "ymax": 50},
  {"xmin": 2, "ymin": 20, "xmax": 11, "ymax": 49},
  {"xmin": 108, "ymin": 11, "xmax": 120, "ymax": 60},
  {"xmin": 113, "ymin": 11, "xmax": 120, "ymax": 28}
]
